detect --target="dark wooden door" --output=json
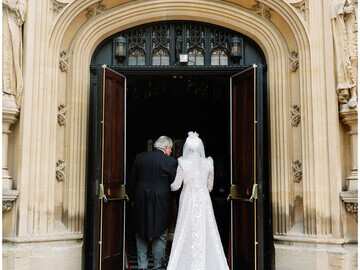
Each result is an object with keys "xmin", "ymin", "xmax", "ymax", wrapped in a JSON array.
[
  {"xmin": 86, "ymin": 66, "xmax": 127, "ymax": 270},
  {"xmin": 229, "ymin": 64, "xmax": 267, "ymax": 270}
]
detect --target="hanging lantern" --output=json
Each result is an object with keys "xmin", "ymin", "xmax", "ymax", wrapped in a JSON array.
[
  {"xmin": 115, "ymin": 36, "xmax": 126, "ymax": 61},
  {"xmin": 231, "ymin": 36, "xmax": 242, "ymax": 58}
]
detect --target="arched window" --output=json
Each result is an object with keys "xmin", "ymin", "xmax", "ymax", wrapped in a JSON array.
[
  {"xmin": 188, "ymin": 46, "xmax": 205, "ymax": 66},
  {"xmin": 152, "ymin": 47, "xmax": 170, "ymax": 66},
  {"xmin": 211, "ymin": 47, "xmax": 229, "ymax": 65},
  {"xmin": 128, "ymin": 47, "xmax": 145, "ymax": 66}
]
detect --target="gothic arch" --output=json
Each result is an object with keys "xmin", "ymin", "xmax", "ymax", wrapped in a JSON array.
[{"xmin": 47, "ymin": 0, "xmax": 316, "ymax": 235}]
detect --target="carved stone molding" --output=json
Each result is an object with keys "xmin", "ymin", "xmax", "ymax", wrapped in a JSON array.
[
  {"xmin": 56, "ymin": 159, "xmax": 65, "ymax": 182},
  {"xmin": 2, "ymin": 189, "xmax": 19, "ymax": 212},
  {"xmin": 86, "ymin": 1, "xmax": 106, "ymax": 20},
  {"xmin": 288, "ymin": 0, "xmax": 309, "ymax": 22},
  {"xmin": 289, "ymin": 51, "xmax": 299, "ymax": 72},
  {"xmin": 251, "ymin": 0, "xmax": 273, "ymax": 20},
  {"xmin": 50, "ymin": 0, "xmax": 67, "ymax": 14},
  {"xmin": 292, "ymin": 160, "xmax": 302, "ymax": 183},
  {"xmin": 58, "ymin": 104, "xmax": 67, "ymax": 126},
  {"xmin": 340, "ymin": 191, "xmax": 358, "ymax": 221},
  {"xmin": 59, "ymin": 50, "xmax": 69, "ymax": 72},
  {"xmin": 290, "ymin": 105, "xmax": 300, "ymax": 127}
]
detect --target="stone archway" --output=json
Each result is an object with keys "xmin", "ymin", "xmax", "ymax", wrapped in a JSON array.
[
  {"xmin": 57, "ymin": 0, "xmax": 304, "ymax": 237},
  {"xmin": 10, "ymin": 0, "xmax": 350, "ymax": 268}
]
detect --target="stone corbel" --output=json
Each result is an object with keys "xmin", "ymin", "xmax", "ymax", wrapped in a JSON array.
[
  {"xmin": 340, "ymin": 191, "xmax": 358, "ymax": 221},
  {"xmin": 2, "ymin": 189, "xmax": 19, "ymax": 212}
]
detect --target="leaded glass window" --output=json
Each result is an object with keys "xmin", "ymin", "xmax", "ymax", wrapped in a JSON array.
[
  {"xmin": 152, "ymin": 47, "xmax": 170, "ymax": 65},
  {"xmin": 186, "ymin": 24, "xmax": 205, "ymax": 66},
  {"xmin": 128, "ymin": 47, "xmax": 146, "ymax": 65},
  {"xmin": 106, "ymin": 21, "xmax": 246, "ymax": 67},
  {"xmin": 152, "ymin": 24, "xmax": 171, "ymax": 66},
  {"xmin": 211, "ymin": 47, "xmax": 228, "ymax": 65},
  {"xmin": 188, "ymin": 47, "xmax": 205, "ymax": 66},
  {"xmin": 127, "ymin": 27, "xmax": 146, "ymax": 65}
]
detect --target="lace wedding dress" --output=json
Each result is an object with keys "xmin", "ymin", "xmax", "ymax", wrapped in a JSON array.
[{"xmin": 167, "ymin": 152, "xmax": 229, "ymax": 270}]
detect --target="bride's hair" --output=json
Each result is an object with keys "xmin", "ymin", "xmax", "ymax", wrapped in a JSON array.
[{"xmin": 182, "ymin": 131, "xmax": 205, "ymax": 158}]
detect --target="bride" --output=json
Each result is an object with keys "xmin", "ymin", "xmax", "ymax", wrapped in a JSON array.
[{"xmin": 167, "ymin": 132, "xmax": 229, "ymax": 270}]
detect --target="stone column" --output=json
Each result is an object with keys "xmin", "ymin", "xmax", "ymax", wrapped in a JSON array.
[
  {"xmin": 2, "ymin": 94, "xmax": 19, "ymax": 211},
  {"xmin": 340, "ymin": 107, "xmax": 358, "ymax": 221},
  {"xmin": 341, "ymin": 108, "xmax": 358, "ymax": 191}
]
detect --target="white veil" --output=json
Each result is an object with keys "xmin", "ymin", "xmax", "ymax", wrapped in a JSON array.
[{"xmin": 182, "ymin": 131, "xmax": 206, "ymax": 159}]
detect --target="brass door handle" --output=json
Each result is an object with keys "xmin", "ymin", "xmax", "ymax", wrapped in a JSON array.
[{"xmin": 227, "ymin": 184, "xmax": 258, "ymax": 202}]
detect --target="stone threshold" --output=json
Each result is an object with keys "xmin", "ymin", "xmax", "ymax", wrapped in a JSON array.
[
  {"xmin": 274, "ymin": 235, "xmax": 357, "ymax": 245},
  {"xmin": 3, "ymin": 233, "xmax": 83, "ymax": 243}
]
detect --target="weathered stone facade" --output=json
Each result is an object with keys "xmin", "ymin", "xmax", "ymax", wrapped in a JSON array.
[{"xmin": 2, "ymin": 0, "xmax": 357, "ymax": 269}]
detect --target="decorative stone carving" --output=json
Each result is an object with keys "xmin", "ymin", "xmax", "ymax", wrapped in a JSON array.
[
  {"xmin": 340, "ymin": 191, "xmax": 358, "ymax": 221},
  {"xmin": 251, "ymin": 0, "xmax": 273, "ymax": 20},
  {"xmin": 58, "ymin": 104, "xmax": 67, "ymax": 126},
  {"xmin": 288, "ymin": 0, "xmax": 309, "ymax": 22},
  {"xmin": 2, "ymin": 189, "xmax": 18, "ymax": 212},
  {"xmin": 2, "ymin": 0, "xmax": 26, "ymax": 109},
  {"xmin": 56, "ymin": 159, "xmax": 65, "ymax": 182},
  {"xmin": 290, "ymin": 105, "xmax": 300, "ymax": 127},
  {"xmin": 59, "ymin": 50, "xmax": 69, "ymax": 72},
  {"xmin": 292, "ymin": 160, "xmax": 302, "ymax": 183},
  {"xmin": 345, "ymin": 202, "xmax": 358, "ymax": 213},
  {"xmin": 331, "ymin": 0, "xmax": 358, "ymax": 108},
  {"xmin": 289, "ymin": 51, "xmax": 299, "ymax": 72},
  {"xmin": 50, "ymin": 0, "xmax": 65, "ymax": 14},
  {"xmin": 86, "ymin": 1, "xmax": 105, "ymax": 20}
]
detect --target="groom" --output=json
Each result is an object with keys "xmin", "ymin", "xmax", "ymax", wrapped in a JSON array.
[{"xmin": 128, "ymin": 136, "xmax": 178, "ymax": 270}]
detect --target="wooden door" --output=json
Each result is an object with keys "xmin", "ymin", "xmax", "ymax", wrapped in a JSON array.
[
  {"xmin": 86, "ymin": 66, "xmax": 127, "ymax": 270},
  {"xmin": 229, "ymin": 64, "xmax": 267, "ymax": 269}
]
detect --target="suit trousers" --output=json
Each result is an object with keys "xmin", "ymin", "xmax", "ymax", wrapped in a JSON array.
[{"xmin": 135, "ymin": 231, "xmax": 167, "ymax": 270}]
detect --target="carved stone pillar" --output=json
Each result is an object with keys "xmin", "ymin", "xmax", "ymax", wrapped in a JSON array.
[
  {"xmin": 340, "ymin": 106, "xmax": 358, "ymax": 221},
  {"xmin": 2, "ymin": 94, "xmax": 19, "ymax": 211},
  {"xmin": 340, "ymin": 107, "xmax": 358, "ymax": 191},
  {"xmin": 2, "ymin": 94, "xmax": 19, "ymax": 190}
]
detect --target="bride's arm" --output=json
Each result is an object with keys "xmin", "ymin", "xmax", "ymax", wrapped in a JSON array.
[
  {"xmin": 170, "ymin": 164, "xmax": 184, "ymax": 191},
  {"xmin": 207, "ymin": 158, "xmax": 214, "ymax": 192}
]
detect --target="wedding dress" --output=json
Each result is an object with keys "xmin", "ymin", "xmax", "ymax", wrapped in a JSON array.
[{"xmin": 167, "ymin": 132, "xmax": 229, "ymax": 270}]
